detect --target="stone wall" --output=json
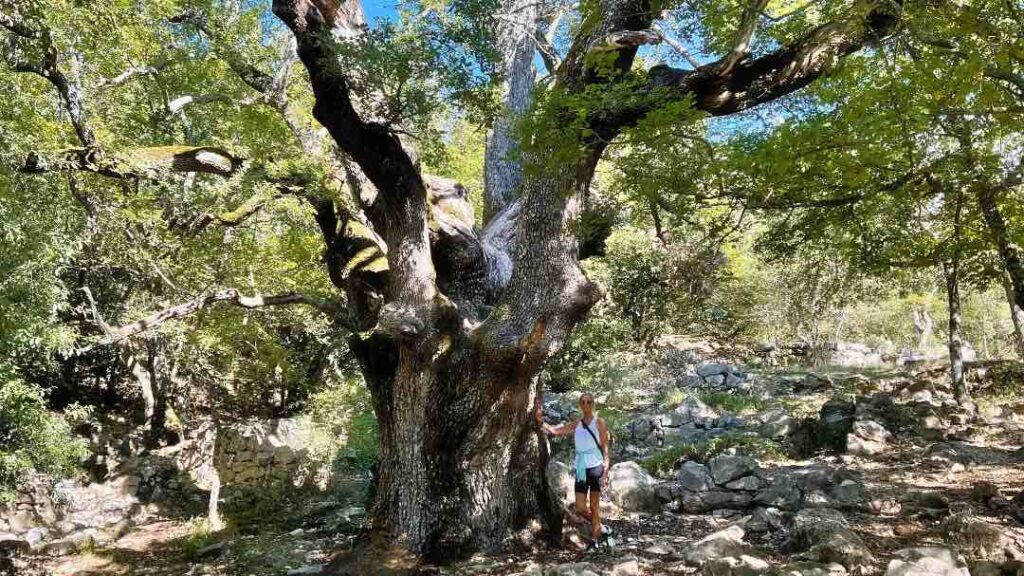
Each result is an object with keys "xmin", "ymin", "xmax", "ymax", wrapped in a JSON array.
[
  {"xmin": 0, "ymin": 417, "xmax": 326, "ymax": 558},
  {"xmin": 0, "ymin": 457, "xmax": 200, "ymax": 558},
  {"xmin": 213, "ymin": 418, "xmax": 317, "ymax": 487}
]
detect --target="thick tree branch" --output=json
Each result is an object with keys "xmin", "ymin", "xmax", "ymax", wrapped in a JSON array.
[
  {"xmin": 85, "ymin": 288, "xmax": 348, "ymax": 350},
  {"xmin": 22, "ymin": 146, "xmax": 242, "ymax": 179},
  {"xmin": 9, "ymin": 46, "xmax": 96, "ymax": 147},
  {"xmin": 0, "ymin": 11, "xmax": 42, "ymax": 39},
  {"xmin": 606, "ymin": 0, "xmax": 902, "ymax": 126},
  {"xmin": 274, "ymin": 0, "xmax": 439, "ymax": 334}
]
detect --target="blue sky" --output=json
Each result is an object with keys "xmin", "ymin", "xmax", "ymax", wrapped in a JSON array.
[{"xmin": 364, "ymin": 0, "xmax": 399, "ymax": 23}]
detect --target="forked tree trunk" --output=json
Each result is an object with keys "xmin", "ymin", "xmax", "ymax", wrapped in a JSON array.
[{"xmin": 349, "ymin": 160, "xmax": 598, "ymax": 559}]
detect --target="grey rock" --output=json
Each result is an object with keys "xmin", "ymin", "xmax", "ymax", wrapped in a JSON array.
[
  {"xmin": 718, "ymin": 413, "xmax": 744, "ymax": 429},
  {"xmin": 745, "ymin": 507, "xmax": 786, "ymax": 533},
  {"xmin": 723, "ymin": 373, "xmax": 746, "ymax": 389},
  {"xmin": 802, "ymin": 490, "xmax": 836, "ymax": 508},
  {"xmin": 607, "ymin": 462, "xmax": 660, "ymax": 512},
  {"xmin": 685, "ymin": 525, "xmax": 749, "ymax": 566},
  {"xmin": 40, "ymin": 530, "xmax": 94, "ymax": 557},
  {"xmin": 708, "ymin": 455, "xmax": 758, "ymax": 485},
  {"xmin": 724, "ymin": 476, "xmax": 763, "ymax": 491},
  {"xmin": 755, "ymin": 475, "xmax": 803, "ymax": 511},
  {"xmin": 611, "ymin": 558, "xmax": 641, "ymax": 576},
  {"xmin": 655, "ymin": 482, "xmax": 681, "ymax": 503},
  {"xmin": 785, "ymin": 508, "xmax": 872, "ymax": 570},
  {"xmin": 24, "ymin": 527, "xmax": 47, "ymax": 548},
  {"xmin": 644, "ymin": 542, "xmax": 674, "ymax": 556},
  {"xmin": 705, "ymin": 375, "xmax": 726, "ymax": 387},
  {"xmin": 852, "ymin": 419, "xmax": 891, "ymax": 443},
  {"xmin": 681, "ymin": 490, "xmax": 754, "ymax": 513},
  {"xmin": 776, "ymin": 562, "xmax": 848, "ymax": 575},
  {"xmin": 528, "ymin": 562, "xmax": 601, "ymax": 576},
  {"xmin": 286, "ymin": 566, "xmax": 325, "ymax": 575},
  {"xmin": 701, "ymin": 555, "xmax": 770, "ymax": 576},
  {"xmin": 884, "ymin": 547, "xmax": 969, "ymax": 576},
  {"xmin": 819, "ymin": 399, "xmax": 856, "ymax": 451},
  {"xmin": 698, "ymin": 364, "xmax": 731, "ymax": 378},
  {"xmin": 672, "ymin": 397, "xmax": 719, "ymax": 429},
  {"xmin": 679, "ymin": 462, "xmax": 714, "ymax": 492},
  {"xmin": 758, "ymin": 408, "xmax": 795, "ymax": 439},
  {"xmin": 830, "ymin": 479, "xmax": 865, "ymax": 505}
]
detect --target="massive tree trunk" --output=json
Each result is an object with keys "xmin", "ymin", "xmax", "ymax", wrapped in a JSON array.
[{"xmin": 350, "ymin": 334, "xmax": 559, "ymax": 560}]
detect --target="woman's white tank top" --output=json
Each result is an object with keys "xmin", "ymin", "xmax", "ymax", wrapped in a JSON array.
[{"xmin": 574, "ymin": 418, "xmax": 604, "ymax": 469}]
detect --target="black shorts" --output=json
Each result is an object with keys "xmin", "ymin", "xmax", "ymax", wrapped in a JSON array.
[{"xmin": 575, "ymin": 464, "xmax": 604, "ymax": 494}]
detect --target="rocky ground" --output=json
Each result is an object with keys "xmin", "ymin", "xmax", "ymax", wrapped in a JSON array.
[{"xmin": 8, "ymin": 352, "xmax": 1024, "ymax": 576}]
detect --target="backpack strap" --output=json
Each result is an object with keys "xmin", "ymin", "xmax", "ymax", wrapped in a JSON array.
[{"xmin": 581, "ymin": 419, "xmax": 603, "ymax": 454}]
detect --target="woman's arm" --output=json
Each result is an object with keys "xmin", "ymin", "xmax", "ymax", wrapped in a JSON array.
[
  {"xmin": 543, "ymin": 419, "xmax": 577, "ymax": 437},
  {"xmin": 598, "ymin": 418, "xmax": 611, "ymax": 487}
]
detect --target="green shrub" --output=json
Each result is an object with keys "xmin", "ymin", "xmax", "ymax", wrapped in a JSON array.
[
  {"xmin": 695, "ymin": 391, "xmax": 766, "ymax": 414},
  {"xmin": 306, "ymin": 376, "xmax": 378, "ymax": 473},
  {"xmin": 641, "ymin": 434, "xmax": 787, "ymax": 477},
  {"xmin": 172, "ymin": 517, "xmax": 219, "ymax": 561},
  {"xmin": 0, "ymin": 379, "xmax": 88, "ymax": 503}
]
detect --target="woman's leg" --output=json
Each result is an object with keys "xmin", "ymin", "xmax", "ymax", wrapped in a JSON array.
[
  {"xmin": 575, "ymin": 473, "xmax": 589, "ymax": 518},
  {"xmin": 575, "ymin": 492, "xmax": 588, "ymax": 518},
  {"xmin": 587, "ymin": 465, "xmax": 603, "ymax": 540}
]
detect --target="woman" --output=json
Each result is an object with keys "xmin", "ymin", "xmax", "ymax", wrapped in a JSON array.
[{"xmin": 539, "ymin": 392, "xmax": 611, "ymax": 547}]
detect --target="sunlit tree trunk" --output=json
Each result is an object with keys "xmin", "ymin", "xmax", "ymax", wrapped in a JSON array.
[
  {"xmin": 483, "ymin": 0, "xmax": 537, "ymax": 220},
  {"xmin": 944, "ymin": 260, "xmax": 967, "ymax": 403}
]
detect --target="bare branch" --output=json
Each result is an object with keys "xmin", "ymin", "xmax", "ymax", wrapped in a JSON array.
[
  {"xmin": 535, "ymin": 7, "xmax": 566, "ymax": 76},
  {"xmin": 10, "ymin": 47, "xmax": 96, "ymax": 147},
  {"xmin": 651, "ymin": 23, "xmax": 700, "ymax": 68},
  {"xmin": 719, "ymin": 0, "xmax": 770, "ymax": 76},
  {"xmin": 81, "ymin": 287, "xmax": 115, "ymax": 337},
  {"xmin": 96, "ymin": 59, "xmax": 175, "ymax": 89},
  {"xmin": 165, "ymin": 93, "xmax": 239, "ymax": 115}
]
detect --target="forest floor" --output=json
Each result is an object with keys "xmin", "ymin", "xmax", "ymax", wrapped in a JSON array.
[{"xmin": 17, "ymin": 359, "xmax": 1024, "ymax": 576}]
